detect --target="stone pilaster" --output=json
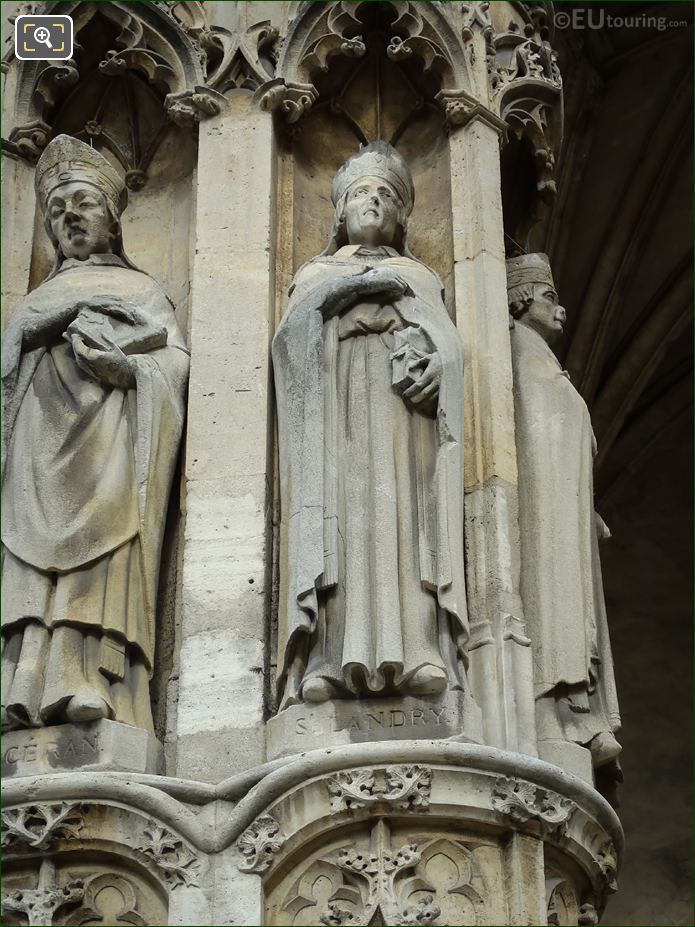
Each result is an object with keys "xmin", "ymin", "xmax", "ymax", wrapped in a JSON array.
[
  {"xmin": 445, "ymin": 103, "xmax": 537, "ymax": 756},
  {"xmin": 170, "ymin": 93, "xmax": 276, "ymax": 783}
]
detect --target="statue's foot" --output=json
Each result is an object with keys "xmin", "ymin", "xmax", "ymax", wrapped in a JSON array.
[
  {"xmin": 1, "ymin": 704, "xmax": 15, "ymax": 732},
  {"xmin": 65, "ymin": 692, "xmax": 110, "ymax": 723},
  {"xmin": 301, "ymin": 677, "xmax": 338, "ymax": 703},
  {"xmin": 407, "ymin": 666, "xmax": 448, "ymax": 696},
  {"xmin": 3, "ymin": 701, "xmax": 40, "ymax": 731},
  {"xmin": 589, "ymin": 731, "xmax": 622, "ymax": 767}
]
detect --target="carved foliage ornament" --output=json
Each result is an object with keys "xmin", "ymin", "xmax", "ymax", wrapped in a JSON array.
[
  {"xmin": 5, "ymin": 1, "xmax": 215, "ymax": 170},
  {"xmin": 596, "ymin": 839, "xmax": 619, "ymax": 892},
  {"xmin": 237, "ymin": 814, "xmax": 285, "ymax": 874},
  {"xmin": 256, "ymin": 78, "xmax": 319, "ymax": 125},
  {"xmin": 320, "ymin": 821, "xmax": 440, "ymax": 927},
  {"xmin": 2, "ymin": 863, "xmax": 150, "ymax": 927},
  {"xmin": 2, "ymin": 875, "xmax": 85, "ymax": 927},
  {"xmin": 327, "ymin": 765, "xmax": 432, "ymax": 813},
  {"xmin": 2, "ymin": 803, "xmax": 201, "ymax": 893},
  {"xmin": 491, "ymin": 776, "xmax": 575, "ymax": 835},
  {"xmin": 489, "ymin": 38, "xmax": 562, "ymax": 98},
  {"xmin": 278, "ymin": 826, "xmax": 487, "ymax": 927},
  {"xmin": 136, "ymin": 821, "xmax": 201, "ymax": 888},
  {"xmin": 1, "ymin": 802, "xmax": 85, "ymax": 851},
  {"xmin": 488, "ymin": 31, "xmax": 563, "ymax": 206}
]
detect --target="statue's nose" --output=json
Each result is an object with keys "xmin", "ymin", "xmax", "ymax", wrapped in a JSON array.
[{"xmin": 555, "ymin": 305, "xmax": 567, "ymax": 324}]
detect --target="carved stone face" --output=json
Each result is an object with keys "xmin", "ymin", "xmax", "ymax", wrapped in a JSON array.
[
  {"xmin": 47, "ymin": 181, "xmax": 115, "ymax": 261},
  {"xmin": 344, "ymin": 175, "xmax": 400, "ymax": 247},
  {"xmin": 522, "ymin": 282, "xmax": 567, "ymax": 344}
]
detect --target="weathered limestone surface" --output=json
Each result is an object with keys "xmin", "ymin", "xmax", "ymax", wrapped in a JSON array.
[
  {"xmin": 1, "ymin": 720, "xmax": 162, "ymax": 778},
  {"xmin": 272, "ymin": 143, "xmax": 473, "ymax": 713},
  {"xmin": 508, "ymin": 253, "xmax": 622, "ymax": 790},
  {"xmin": 170, "ymin": 94, "xmax": 276, "ymax": 784},
  {"xmin": 267, "ymin": 691, "xmax": 483, "ymax": 761},
  {"xmin": 0, "ymin": 1, "xmax": 633, "ymax": 925},
  {"xmin": 2, "ymin": 136, "xmax": 189, "ymax": 739}
]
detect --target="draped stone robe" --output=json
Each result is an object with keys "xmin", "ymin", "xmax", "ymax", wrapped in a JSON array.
[
  {"xmin": 1, "ymin": 254, "xmax": 189, "ymax": 730},
  {"xmin": 273, "ymin": 245, "xmax": 468, "ymax": 707},
  {"xmin": 511, "ymin": 321, "xmax": 621, "ymax": 749}
]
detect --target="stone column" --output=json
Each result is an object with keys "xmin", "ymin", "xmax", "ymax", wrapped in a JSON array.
[
  {"xmin": 169, "ymin": 93, "xmax": 276, "ymax": 782},
  {"xmin": 0, "ymin": 138, "xmax": 36, "ymax": 320},
  {"xmin": 444, "ymin": 104, "xmax": 537, "ymax": 757}
]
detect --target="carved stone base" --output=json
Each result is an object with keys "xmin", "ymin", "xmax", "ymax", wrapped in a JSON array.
[
  {"xmin": 538, "ymin": 739, "xmax": 594, "ymax": 784},
  {"xmin": 265, "ymin": 689, "xmax": 484, "ymax": 760},
  {"xmin": 1, "ymin": 721, "xmax": 163, "ymax": 778},
  {"xmin": 1, "ymin": 742, "xmax": 622, "ymax": 925}
]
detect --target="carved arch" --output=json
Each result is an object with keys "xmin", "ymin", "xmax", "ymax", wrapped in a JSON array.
[
  {"xmin": 257, "ymin": 1, "xmax": 473, "ymax": 128},
  {"xmin": 3, "ymin": 1, "xmax": 220, "ymax": 166},
  {"xmin": 1, "ymin": 797, "xmax": 202, "ymax": 924}
]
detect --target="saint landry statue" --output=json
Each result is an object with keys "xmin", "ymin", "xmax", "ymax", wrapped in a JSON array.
[
  {"xmin": 1, "ymin": 136, "xmax": 189, "ymax": 733},
  {"xmin": 273, "ymin": 142, "xmax": 468, "ymax": 708},
  {"xmin": 507, "ymin": 253, "xmax": 621, "ymax": 784}
]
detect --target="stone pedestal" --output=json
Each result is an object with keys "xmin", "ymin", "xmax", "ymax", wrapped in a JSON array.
[
  {"xmin": 1, "ymin": 721, "xmax": 163, "ymax": 779},
  {"xmin": 266, "ymin": 691, "xmax": 484, "ymax": 760}
]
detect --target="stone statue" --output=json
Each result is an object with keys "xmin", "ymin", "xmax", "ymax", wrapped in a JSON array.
[
  {"xmin": 507, "ymin": 252, "xmax": 621, "ymax": 782},
  {"xmin": 273, "ymin": 142, "xmax": 468, "ymax": 708},
  {"xmin": 1, "ymin": 136, "xmax": 189, "ymax": 733}
]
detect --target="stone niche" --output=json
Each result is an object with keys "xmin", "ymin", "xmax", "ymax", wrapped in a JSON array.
[{"xmin": 283, "ymin": 1, "xmax": 455, "ymax": 307}]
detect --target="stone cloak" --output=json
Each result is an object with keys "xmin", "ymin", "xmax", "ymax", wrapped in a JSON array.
[
  {"xmin": 511, "ymin": 321, "xmax": 620, "ymax": 730},
  {"xmin": 272, "ymin": 248, "xmax": 468, "ymax": 702},
  {"xmin": 1, "ymin": 256, "xmax": 190, "ymax": 668}
]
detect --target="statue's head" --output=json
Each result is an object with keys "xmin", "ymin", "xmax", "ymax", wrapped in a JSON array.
[
  {"xmin": 506, "ymin": 252, "xmax": 566, "ymax": 344},
  {"xmin": 326, "ymin": 141, "xmax": 415, "ymax": 253},
  {"xmin": 35, "ymin": 135, "xmax": 129, "ymax": 268}
]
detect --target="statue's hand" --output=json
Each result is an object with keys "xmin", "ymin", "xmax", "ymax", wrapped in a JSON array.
[
  {"xmin": 360, "ymin": 266, "xmax": 412, "ymax": 299},
  {"xmin": 403, "ymin": 351, "xmax": 443, "ymax": 409},
  {"xmin": 21, "ymin": 299, "xmax": 137, "ymax": 350},
  {"xmin": 321, "ymin": 267, "xmax": 413, "ymax": 319},
  {"xmin": 70, "ymin": 333, "xmax": 136, "ymax": 389}
]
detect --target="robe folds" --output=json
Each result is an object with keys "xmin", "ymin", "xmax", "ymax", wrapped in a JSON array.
[
  {"xmin": 1, "ymin": 255, "xmax": 189, "ymax": 677},
  {"xmin": 511, "ymin": 322, "xmax": 620, "ymax": 746},
  {"xmin": 272, "ymin": 245, "xmax": 468, "ymax": 706}
]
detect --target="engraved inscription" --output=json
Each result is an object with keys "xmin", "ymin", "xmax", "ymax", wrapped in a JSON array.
[
  {"xmin": 3, "ymin": 733, "xmax": 100, "ymax": 768},
  {"xmin": 294, "ymin": 706, "xmax": 456, "ymax": 736}
]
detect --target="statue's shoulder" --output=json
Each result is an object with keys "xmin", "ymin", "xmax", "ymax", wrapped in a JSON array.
[
  {"xmin": 288, "ymin": 256, "xmax": 340, "ymax": 298},
  {"xmin": 386, "ymin": 255, "xmax": 445, "ymax": 302}
]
